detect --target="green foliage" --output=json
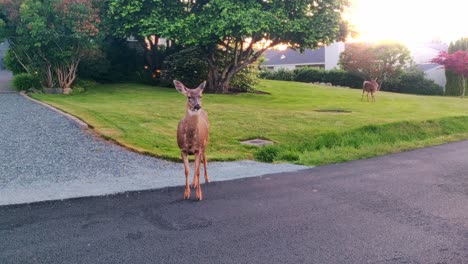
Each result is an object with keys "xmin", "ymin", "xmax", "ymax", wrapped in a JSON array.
[
  {"xmin": 162, "ymin": 47, "xmax": 260, "ymax": 92},
  {"xmin": 445, "ymin": 38, "xmax": 468, "ymax": 96},
  {"xmin": 339, "ymin": 42, "xmax": 412, "ymax": 83},
  {"xmin": 12, "ymin": 73, "xmax": 41, "ymax": 91},
  {"xmin": 293, "ymin": 68, "xmax": 324, "ymax": 83},
  {"xmin": 3, "ymin": 49, "xmax": 25, "ymax": 74},
  {"xmin": 168, "ymin": 0, "xmax": 348, "ymax": 93},
  {"xmin": 1, "ymin": 0, "xmax": 102, "ymax": 88},
  {"xmin": 260, "ymin": 69, "xmax": 295, "ymax": 81},
  {"xmin": 382, "ymin": 70, "xmax": 443, "ymax": 95},
  {"xmin": 161, "ymin": 47, "xmax": 208, "ymax": 88},
  {"xmin": 229, "ymin": 62, "xmax": 260, "ymax": 92},
  {"xmin": 253, "ymin": 145, "xmax": 280, "ymax": 163},
  {"xmin": 77, "ymin": 49, "xmax": 111, "ymax": 82},
  {"xmin": 260, "ymin": 68, "xmax": 363, "ymax": 88},
  {"xmin": 73, "ymin": 79, "xmax": 97, "ymax": 90},
  {"xmin": 257, "ymin": 117, "xmax": 468, "ymax": 165},
  {"xmin": 294, "ymin": 68, "xmax": 363, "ymax": 88}
]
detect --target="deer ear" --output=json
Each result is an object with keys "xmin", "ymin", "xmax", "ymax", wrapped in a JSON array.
[
  {"xmin": 173, "ymin": 80, "xmax": 187, "ymax": 95},
  {"xmin": 197, "ymin": 81, "xmax": 206, "ymax": 92}
]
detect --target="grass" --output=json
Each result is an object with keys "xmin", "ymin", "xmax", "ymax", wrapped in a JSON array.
[{"xmin": 30, "ymin": 80, "xmax": 468, "ymax": 166}]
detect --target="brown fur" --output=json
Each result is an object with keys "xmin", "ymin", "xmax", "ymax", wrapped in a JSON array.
[
  {"xmin": 362, "ymin": 80, "xmax": 379, "ymax": 102},
  {"xmin": 174, "ymin": 80, "xmax": 210, "ymax": 200}
]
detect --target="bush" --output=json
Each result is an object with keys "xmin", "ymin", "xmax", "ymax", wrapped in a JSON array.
[
  {"xmin": 3, "ymin": 50, "xmax": 26, "ymax": 75},
  {"xmin": 230, "ymin": 61, "xmax": 260, "ymax": 92},
  {"xmin": 12, "ymin": 73, "xmax": 41, "ymax": 91},
  {"xmin": 77, "ymin": 49, "xmax": 110, "ymax": 82},
  {"xmin": 162, "ymin": 47, "xmax": 259, "ymax": 92},
  {"xmin": 254, "ymin": 145, "xmax": 280, "ymax": 163},
  {"xmin": 293, "ymin": 68, "xmax": 324, "ymax": 82},
  {"xmin": 381, "ymin": 71, "xmax": 443, "ymax": 95},
  {"xmin": 161, "ymin": 47, "xmax": 208, "ymax": 88},
  {"xmin": 71, "ymin": 79, "xmax": 97, "ymax": 94},
  {"xmin": 259, "ymin": 68, "xmax": 295, "ymax": 81},
  {"xmin": 260, "ymin": 67, "xmax": 363, "ymax": 88}
]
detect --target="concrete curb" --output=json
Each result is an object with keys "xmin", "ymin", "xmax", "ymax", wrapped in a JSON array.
[{"xmin": 19, "ymin": 91, "xmax": 89, "ymax": 130}]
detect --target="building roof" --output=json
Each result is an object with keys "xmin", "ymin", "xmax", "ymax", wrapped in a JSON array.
[
  {"xmin": 263, "ymin": 47, "xmax": 325, "ymax": 66},
  {"xmin": 416, "ymin": 63, "xmax": 443, "ymax": 72}
]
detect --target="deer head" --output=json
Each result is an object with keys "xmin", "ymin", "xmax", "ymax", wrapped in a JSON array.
[{"xmin": 174, "ymin": 80, "xmax": 206, "ymax": 114}]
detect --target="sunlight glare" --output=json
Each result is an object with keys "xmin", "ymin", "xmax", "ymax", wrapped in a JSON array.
[{"xmin": 347, "ymin": 0, "xmax": 468, "ymax": 44}]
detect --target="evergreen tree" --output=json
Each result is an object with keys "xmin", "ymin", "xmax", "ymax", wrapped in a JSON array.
[{"xmin": 445, "ymin": 38, "xmax": 468, "ymax": 96}]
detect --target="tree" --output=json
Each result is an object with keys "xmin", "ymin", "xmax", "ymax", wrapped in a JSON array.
[
  {"xmin": 106, "ymin": 0, "xmax": 183, "ymax": 75},
  {"xmin": 444, "ymin": 38, "xmax": 468, "ymax": 96},
  {"xmin": 171, "ymin": 0, "xmax": 349, "ymax": 93},
  {"xmin": 339, "ymin": 42, "xmax": 411, "ymax": 87},
  {"xmin": 432, "ymin": 51, "xmax": 468, "ymax": 98},
  {"xmin": 0, "ymin": 0, "xmax": 102, "ymax": 90}
]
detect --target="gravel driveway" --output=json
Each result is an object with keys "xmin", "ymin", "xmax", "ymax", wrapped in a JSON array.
[{"xmin": 0, "ymin": 92, "xmax": 308, "ymax": 206}]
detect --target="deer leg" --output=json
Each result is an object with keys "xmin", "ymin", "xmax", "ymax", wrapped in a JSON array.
[
  {"xmin": 361, "ymin": 90, "xmax": 365, "ymax": 101},
  {"xmin": 190, "ymin": 157, "xmax": 198, "ymax": 189},
  {"xmin": 194, "ymin": 153, "xmax": 202, "ymax": 201},
  {"xmin": 203, "ymin": 150, "xmax": 209, "ymax": 183},
  {"xmin": 182, "ymin": 152, "xmax": 190, "ymax": 200},
  {"xmin": 372, "ymin": 91, "xmax": 375, "ymax": 102}
]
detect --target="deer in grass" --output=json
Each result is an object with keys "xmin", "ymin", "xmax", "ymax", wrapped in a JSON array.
[
  {"xmin": 362, "ymin": 79, "xmax": 380, "ymax": 102},
  {"xmin": 174, "ymin": 80, "xmax": 210, "ymax": 201}
]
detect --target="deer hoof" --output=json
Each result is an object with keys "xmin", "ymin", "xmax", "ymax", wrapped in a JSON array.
[{"xmin": 184, "ymin": 190, "xmax": 190, "ymax": 200}]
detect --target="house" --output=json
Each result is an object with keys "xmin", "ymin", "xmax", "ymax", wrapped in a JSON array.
[
  {"xmin": 262, "ymin": 41, "xmax": 448, "ymax": 90},
  {"xmin": 409, "ymin": 42, "xmax": 448, "ymax": 88},
  {"xmin": 415, "ymin": 63, "xmax": 446, "ymax": 88},
  {"xmin": 262, "ymin": 42, "xmax": 345, "ymax": 71}
]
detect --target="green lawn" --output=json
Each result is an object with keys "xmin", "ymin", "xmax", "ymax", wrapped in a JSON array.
[{"xmin": 31, "ymin": 80, "xmax": 468, "ymax": 166}]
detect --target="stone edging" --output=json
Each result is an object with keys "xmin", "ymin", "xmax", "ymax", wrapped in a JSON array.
[{"xmin": 19, "ymin": 91, "xmax": 89, "ymax": 130}]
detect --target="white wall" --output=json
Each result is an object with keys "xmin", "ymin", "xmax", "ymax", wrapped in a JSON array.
[
  {"xmin": 425, "ymin": 66, "xmax": 447, "ymax": 89},
  {"xmin": 324, "ymin": 42, "xmax": 345, "ymax": 70}
]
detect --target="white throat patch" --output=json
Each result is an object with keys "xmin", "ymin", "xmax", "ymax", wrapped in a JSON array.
[{"xmin": 188, "ymin": 109, "xmax": 200, "ymax": 116}]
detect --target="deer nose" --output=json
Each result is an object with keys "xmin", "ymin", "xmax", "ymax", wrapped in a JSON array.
[{"xmin": 194, "ymin": 104, "xmax": 201, "ymax": 110}]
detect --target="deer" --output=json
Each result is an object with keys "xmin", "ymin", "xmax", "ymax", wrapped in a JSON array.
[
  {"xmin": 174, "ymin": 80, "xmax": 210, "ymax": 201},
  {"xmin": 362, "ymin": 79, "xmax": 380, "ymax": 102}
]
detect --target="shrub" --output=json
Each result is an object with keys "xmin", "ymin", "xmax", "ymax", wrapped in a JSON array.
[
  {"xmin": 162, "ymin": 47, "xmax": 259, "ymax": 92},
  {"xmin": 254, "ymin": 145, "xmax": 280, "ymax": 163},
  {"xmin": 260, "ymin": 67, "xmax": 363, "ymax": 88},
  {"xmin": 12, "ymin": 73, "xmax": 41, "ymax": 91},
  {"xmin": 77, "ymin": 49, "xmax": 110, "ymax": 82},
  {"xmin": 230, "ymin": 61, "xmax": 260, "ymax": 92},
  {"xmin": 259, "ymin": 68, "xmax": 295, "ymax": 81},
  {"xmin": 293, "ymin": 67, "xmax": 324, "ymax": 82},
  {"xmin": 382, "ymin": 71, "xmax": 443, "ymax": 95},
  {"xmin": 161, "ymin": 47, "xmax": 208, "ymax": 88},
  {"xmin": 3, "ymin": 50, "xmax": 26, "ymax": 75}
]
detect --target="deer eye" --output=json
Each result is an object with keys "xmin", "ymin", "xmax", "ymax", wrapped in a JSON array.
[{"xmin": 188, "ymin": 96, "xmax": 192, "ymax": 99}]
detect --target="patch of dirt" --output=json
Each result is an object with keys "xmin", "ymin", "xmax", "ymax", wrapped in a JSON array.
[{"xmin": 315, "ymin": 109, "xmax": 352, "ymax": 113}]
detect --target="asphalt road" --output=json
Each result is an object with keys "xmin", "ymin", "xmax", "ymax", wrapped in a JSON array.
[{"xmin": 1, "ymin": 140, "xmax": 468, "ymax": 264}]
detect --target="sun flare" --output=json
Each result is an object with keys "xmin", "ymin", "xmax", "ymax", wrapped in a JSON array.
[{"xmin": 346, "ymin": 0, "xmax": 468, "ymax": 45}]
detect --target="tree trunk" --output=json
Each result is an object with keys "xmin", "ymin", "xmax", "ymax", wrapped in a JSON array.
[{"xmin": 461, "ymin": 76, "xmax": 466, "ymax": 98}]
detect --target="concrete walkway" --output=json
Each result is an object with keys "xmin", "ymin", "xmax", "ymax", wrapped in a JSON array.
[{"xmin": 0, "ymin": 91, "xmax": 308, "ymax": 206}]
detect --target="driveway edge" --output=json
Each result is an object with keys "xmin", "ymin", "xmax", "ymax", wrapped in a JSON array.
[{"xmin": 20, "ymin": 91, "xmax": 89, "ymax": 130}]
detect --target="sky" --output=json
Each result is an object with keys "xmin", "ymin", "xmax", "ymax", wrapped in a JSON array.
[{"xmin": 345, "ymin": 0, "xmax": 468, "ymax": 45}]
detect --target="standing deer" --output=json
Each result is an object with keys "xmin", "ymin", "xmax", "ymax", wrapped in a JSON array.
[
  {"xmin": 362, "ymin": 79, "xmax": 380, "ymax": 102},
  {"xmin": 174, "ymin": 80, "xmax": 210, "ymax": 201}
]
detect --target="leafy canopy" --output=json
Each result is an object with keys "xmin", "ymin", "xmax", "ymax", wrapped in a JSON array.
[{"xmin": 339, "ymin": 42, "xmax": 412, "ymax": 83}]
